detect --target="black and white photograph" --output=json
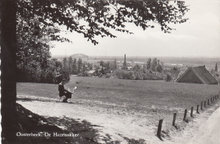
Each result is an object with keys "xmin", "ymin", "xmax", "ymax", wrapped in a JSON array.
[{"xmin": 1, "ymin": 0, "xmax": 220, "ymax": 144}]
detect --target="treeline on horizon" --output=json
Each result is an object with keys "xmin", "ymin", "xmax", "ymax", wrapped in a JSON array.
[
  {"xmin": 16, "ymin": 41, "xmax": 220, "ymax": 84},
  {"xmin": 59, "ymin": 55, "xmax": 181, "ymax": 81}
]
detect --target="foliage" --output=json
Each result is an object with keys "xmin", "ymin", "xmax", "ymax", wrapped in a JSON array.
[
  {"xmin": 146, "ymin": 58, "xmax": 151, "ymax": 70},
  {"xmin": 133, "ymin": 64, "xmax": 142, "ymax": 72},
  {"xmin": 77, "ymin": 58, "xmax": 83, "ymax": 73},
  {"xmin": 15, "ymin": 0, "xmax": 187, "ymax": 83},
  {"xmin": 156, "ymin": 63, "xmax": 163, "ymax": 73},
  {"xmin": 162, "ymin": 66, "xmax": 181, "ymax": 82},
  {"xmin": 115, "ymin": 70, "xmax": 134, "ymax": 80},
  {"xmin": 215, "ymin": 63, "xmax": 218, "ymax": 72},
  {"xmin": 61, "ymin": 56, "xmax": 94, "ymax": 76},
  {"xmin": 72, "ymin": 58, "xmax": 78, "ymax": 74},
  {"xmin": 134, "ymin": 71, "xmax": 143, "ymax": 80},
  {"xmin": 165, "ymin": 74, "xmax": 172, "ymax": 82},
  {"xmin": 150, "ymin": 58, "xmax": 158, "ymax": 71},
  {"xmin": 17, "ymin": 0, "xmax": 188, "ymax": 45},
  {"xmin": 16, "ymin": 58, "xmax": 69, "ymax": 83},
  {"xmin": 16, "ymin": 6, "xmax": 69, "ymax": 84},
  {"xmin": 60, "ymin": 70, "xmax": 71, "ymax": 83},
  {"xmin": 114, "ymin": 69, "xmax": 163, "ymax": 80},
  {"xmin": 16, "ymin": 18, "xmax": 69, "ymax": 83},
  {"xmin": 145, "ymin": 58, "xmax": 163, "ymax": 72}
]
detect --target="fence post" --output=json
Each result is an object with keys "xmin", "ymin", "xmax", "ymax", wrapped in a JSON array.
[
  {"xmin": 183, "ymin": 109, "xmax": 187, "ymax": 122},
  {"xmin": 157, "ymin": 119, "xmax": 163, "ymax": 140},
  {"xmin": 190, "ymin": 107, "xmax": 193, "ymax": 117},
  {"xmin": 172, "ymin": 113, "xmax": 177, "ymax": 127},
  {"xmin": 204, "ymin": 101, "xmax": 206, "ymax": 108},
  {"xmin": 207, "ymin": 99, "xmax": 210, "ymax": 105},
  {"xmin": 196, "ymin": 105, "xmax": 199, "ymax": 114},
  {"xmin": 201, "ymin": 101, "xmax": 203, "ymax": 110}
]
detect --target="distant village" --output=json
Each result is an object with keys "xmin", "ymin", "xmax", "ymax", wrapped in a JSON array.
[{"xmin": 59, "ymin": 54, "xmax": 220, "ymax": 84}]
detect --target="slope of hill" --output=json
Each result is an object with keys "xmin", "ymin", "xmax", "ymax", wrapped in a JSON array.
[{"xmin": 70, "ymin": 53, "xmax": 89, "ymax": 60}]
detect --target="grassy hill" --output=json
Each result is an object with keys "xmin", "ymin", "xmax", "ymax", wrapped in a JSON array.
[
  {"xmin": 17, "ymin": 76, "xmax": 219, "ymax": 107},
  {"xmin": 17, "ymin": 76, "xmax": 220, "ymax": 122}
]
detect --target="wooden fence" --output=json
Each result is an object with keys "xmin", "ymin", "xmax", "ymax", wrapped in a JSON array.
[{"xmin": 156, "ymin": 95, "xmax": 219, "ymax": 140}]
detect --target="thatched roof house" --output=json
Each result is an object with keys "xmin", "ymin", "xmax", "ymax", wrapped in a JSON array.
[{"xmin": 176, "ymin": 66, "xmax": 218, "ymax": 85}]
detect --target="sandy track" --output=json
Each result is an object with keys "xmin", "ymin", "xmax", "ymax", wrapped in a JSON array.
[
  {"xmin": 187, "ymin": 107, "xmax": 220, "ymax": 144},
  {"xmin": 17, "ymin": 95, "xmax": 220, "ymax": 144}
]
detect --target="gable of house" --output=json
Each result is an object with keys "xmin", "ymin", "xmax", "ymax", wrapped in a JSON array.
[
  {"xmin": 176, "ymin": 68, "xmax": 203, "ymax": 84},
  {"xmin": 176, "ymin": 66, "xmax": 218, "ymax": 85},
  {"xmin": 192, "ymin": 66, "xmax": 218, "ymax": 84}
]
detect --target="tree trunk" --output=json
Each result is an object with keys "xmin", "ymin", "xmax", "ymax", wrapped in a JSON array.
[{"xmin": 1, "ymin": 0, "xmax": 17, "ymax": 143}]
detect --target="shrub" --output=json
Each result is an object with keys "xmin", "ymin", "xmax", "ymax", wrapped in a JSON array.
[
  {"xmin": 142, "ymin": 72, "xmax": 163, "ymax": 80},
  {"xmin": 114, "ymin": 70, "xmax": 163, "ymax": 80},
  {"xmin": 114, "ymin": 70, "xmax": 134, "ymax": 80},
  {"xmin": 133, "ymin": 71, "xmax": 143, "ymax": 80},
  {"xmin": 165, "ymin": 74, "xmax": 172, "ymax": 82}
]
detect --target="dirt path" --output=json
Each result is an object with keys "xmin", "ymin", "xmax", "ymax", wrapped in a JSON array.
[
  {"xmin": 187, "ymin": 106, "xmax": 220, "ymax": 144},
  {"xmin": 163, "ymin": 100, "xmax": 220, "ymax": 144},
  {"xmin": 17, "ymin": 95, "xmax": 220, "ymax": 144},
  {"xmin": 175, "ymin": 104, "xmax": 220, "ymax": 144}
]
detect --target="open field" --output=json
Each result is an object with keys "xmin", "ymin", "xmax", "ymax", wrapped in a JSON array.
[
  {"xmin": 17, "ymin": 76, "xmax": 220, "ymax": 111},
  {"xmin": 17, "ymin": 76, "xmax": 220, "ymax": 143}
]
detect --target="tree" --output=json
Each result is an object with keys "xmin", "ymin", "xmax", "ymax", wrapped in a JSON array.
[
  {"xmin": 156, "ymin": 60, "xmax": 163, "ymax": 73},
  {"xmin": 151, "ymin": 58, "xmax": 158, "ymax": 71},
  {"xmin": 133, "ymin": 64, "xmax": 142, "ymax": 72},
  {"xmin": 72, "ymin": 58, "xmax": 78, "ymax": 74},
  {"xmin": 105, "ymin": 62, "xmax": 111, "ymax": 73},
  {"xmin": 215, "ymin": 63, "xmax": 218, "ymax": 72},
  {"xmin": 77, "ymin": 58, "xmax": 83, "ymax": 74},
  {"xmin": 165, "ymin": 74, "xmax": 172, "ymax": 82},
  {"xmin": 156, "ymin": 63, "xmax": 163, "ymax": 73},
  {"xmin": 113, "ymin": 59, "xmax": 117, "ymax": 70},
  {"xmin": 146, "ymin": 58, "xmax": 151, "ymax": 70},
  {"xmin": 1, "ymin": 0, "xmax": 17, "ymax": 142},
  {"xmin": 17, "ymin": 0, "xmax": 188, "ymax": 44},
  {"xmin": 62, "ymin": 57, "xmax": 68, "ymax": 71},
  {"xmin": 87, "ymin": 63, "xmax": 93, "ymax": 71},
  {"xmin": 99, "ymin": 60, "xmax": 105, "ymax": 74},
  {"xmin": 50, "ymin": 58, "xmax": 62, "ymax": 72},
  {"xmin": 16, "ymin": 15, "xmax": 56, "ymax": 70},
  {"xmin": 1, "ymin": 0, "xmax": 188, "ymax": 142},
  {"xmin": 16, "ymin": 9, "xmax": 68, "ymax": 83},
  {"xmin": 82, "ymin": 63, "xmax": 87, "ymax": 76},
  {"xmin": 68, "ymin": 56, "xmax": 73, "ymax": 73}
]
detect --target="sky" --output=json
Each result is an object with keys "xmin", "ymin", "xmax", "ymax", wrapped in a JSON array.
[{"xmin": 50, "ymin": 0, "xmax": 220, "ymax": 58}]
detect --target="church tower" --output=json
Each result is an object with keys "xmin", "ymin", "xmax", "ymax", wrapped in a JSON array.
[{"xmin": 123, "ymin": 54, "xmax": 127, "ymax": 70}]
